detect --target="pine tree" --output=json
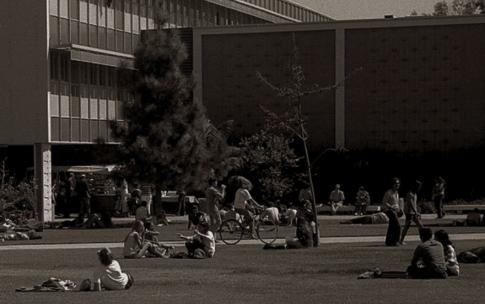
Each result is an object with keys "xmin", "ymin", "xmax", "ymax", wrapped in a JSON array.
[{"xmin": 111, "ymin": 25, "xmax": 214, "ymax": 191}]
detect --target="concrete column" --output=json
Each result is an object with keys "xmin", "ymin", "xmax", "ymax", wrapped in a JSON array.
[
  {"xmin": 34, "ymin": 143, "xmax": 53, "ymax": 223},
  {"xmin": 335, "ymin": 28, "xmax": 346, "ymax": 149}
]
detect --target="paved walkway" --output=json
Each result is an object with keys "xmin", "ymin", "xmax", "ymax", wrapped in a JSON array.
[{"xmin": 2, "ymin": 232, "xmax": 485, "ymax": 251}]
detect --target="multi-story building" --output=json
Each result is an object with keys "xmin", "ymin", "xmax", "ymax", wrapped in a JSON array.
[{"xmin": 0, "ymin": 0, "xmax": 330, "ymax": 222}]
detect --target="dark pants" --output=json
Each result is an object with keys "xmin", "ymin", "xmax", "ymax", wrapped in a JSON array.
[
  {"xmin": 434, "ymin": 195, "xmax": 445, "ymax": 218},
  {"xmin": 407, "ymin": 264, "xmax": 447, "ymax": 279},
  {"xmin": 384, "ymin": 210, "xmax": 401, "ymax": 246},
  {"xmin": 78, "ymin": 197, "xmax": 91, "ymax": 220},
  {"xmin": 185, "ymin": 239, "xmax": 208, "ymax": 259}
]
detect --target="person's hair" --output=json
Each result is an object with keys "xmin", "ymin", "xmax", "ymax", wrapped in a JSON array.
[
  {"xmin": 208, "ymin": 178, "xmax": 217, "ymax": 185},
  {"xmin": 198, "ymin": 220, "xmax": 210, "ymax": 232},
  {"xmin": 391, "ymin": 177, "xmax": 400, "ymax": 187},
  {"xmin": 140, "ymin": 200, "xmax": 148, "ymax": 207},
  {"xmin": 98, "ymin": 248, "xmax": 114, "ymax": 266},
  {"xmin": 418, "ymin": 227, "xmax": 433, "ymax": 242},
  {"xmin": 434, "ymin": 229, "xmax": 453, "ymax": 248},
  {"xmin": 131, "ymin": 220, "xmax": 145, "ymax": 233},
  {"xmin": 411, "ymin": 180, "xmax": 422, "ymax": 193}
]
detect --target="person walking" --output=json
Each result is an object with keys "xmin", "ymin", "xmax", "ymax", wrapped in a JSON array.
[
  {"xmin": 400, "ymin": 180, "xmax": 423, "ymax": 245},
  {"xmin": 205, "ymin": 179, "xmax": 225, "ymax": 234},
  {"xmin": 382, "ymin": 178, "xmax": 402, "ymax": 246},
  {"xmin": 432, "ymin": 176, "xmax": 446, "ymax": 219},
  {"xmin": 76, "ymin": 174, "xmax": 91, "ymax": 222}
]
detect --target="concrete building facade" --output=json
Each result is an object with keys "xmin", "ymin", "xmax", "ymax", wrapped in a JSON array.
[
  {"xmin": 191, "ymin": 15, "xmax": 485, "ymax": 153},
  {"xmin": 0, "ymin": 0, "xmax": 329, "ymax": 223}
]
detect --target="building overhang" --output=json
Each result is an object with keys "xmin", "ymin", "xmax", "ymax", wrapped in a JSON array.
[{"xmin": 52, "ymin": 44, "xmax": 135, "ymax": 69}]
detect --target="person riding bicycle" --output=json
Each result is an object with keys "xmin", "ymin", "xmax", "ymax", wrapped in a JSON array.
[{"xmin": 234, "ymin": 177, "xmax": 263, "ymax": 239}]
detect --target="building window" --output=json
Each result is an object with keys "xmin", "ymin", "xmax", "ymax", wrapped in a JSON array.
[
  {"xmin": 147, "ymin": 0, "xmax": 155, "ymax": 29},
  {"xmin": 80, "ymin": 0, "xmax": 88, "ymax": 23},
  {"xmin": 50, "ymin": 94, "xmax": 60, "ymax": 117},
  {"xmin": 50, "ymin": 16, "xmax": 59, "ymax": 46},
  {"xmin": 98, "ymin": 27, "xmax": 106, "ymax": 49},
  {"xmin": 140, "ymin": 0, "xmax": 147, "ymax": 30},
  {"xmin": 60, "ymin": 0, "xmax": 69, "ymax": 18},
  {"xmin": 81, "ymin": 97, "xmax": 89, "ymax": 118},
  {"xmin": 99, "ymin": 1, "xmax": 107, "ymax": 27},
  {"xmin": 107, "ymin": 28, "xmax": 115, "ymax": 50},
  {"xmin": 60, "ymin": 18, "xmax": 69, "ymax": 44},
  {"xmin": 116, "ymin": 30, "xmax": 123, "ymax": 52},
  {"xmin": 124, "ymin": 0, "xmax": 132, "ymax": 32},
  {"xmin": 132, "ymin": 0, "xmax": 140, "ymax": 33},
  {"xmin": 124, "ymin": 32, "xmax": 132, "ymax": 53},
  {"xmin": 107, "ymin": 100, "xmax": 116, "ymax": 120},
  {"xmin": 115, "ymin": 0, "xmax": 124, "ymax": 30},
  {"xmin": 70, "ymin": 20, "xmax": 79, "ymax": 44},
  {"xmin": 50, "ymin": 0, "xmax": 58, "ymax": 16},
  {"xmin": 89, "ymin": 0, "xmax": 97, "ymax": 25},
  {"xmin": 90, "ymin": 99, "xmax": 98, "ymax": 119},
  {"xmin": 70, "ymin": 0, "xmax": 79, "ymax": 19},
  {"xmin": 60, "ymin": 95, "xmax": 70, "ymax": 117},
  {"xmin": 80, "ymin": 22, "xmax": 88, "ymax": 45},
  {"xmin": 89, "ymin": 24, "xmax": 97, "ymax": 47},
  {"xmin": 99, "ymin": 99, "xmax": 107, "ymax": 119},
  {"xmin": 107, "ymin": 3, "xmax": 115, "ymax": 28}
]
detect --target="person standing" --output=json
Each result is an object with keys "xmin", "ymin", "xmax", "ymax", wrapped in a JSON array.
[
  {"xmin": 76, "ymin": 174, "xmax": 91, "ymax": 222},
  {"xmin": 354, "ymin": 186, "xmax": 370, "ymax": 216},
  {"xmin": 400, "ymin": 180, "xmax": 423, "ymax": 245},
  {"xmin": 432, "ymin": 176, "xmax": 446, "ymax": 219},
  {"xmin": 329, "ymin": 184, "xmax": 345, "ymax": 215},
  {"xmin": 205, "ymin": 179, "xmax": 225, "ymax": 234},
  {"xmin": 382, "ymin": 178, "xmax": 401, "ymax": 246}
]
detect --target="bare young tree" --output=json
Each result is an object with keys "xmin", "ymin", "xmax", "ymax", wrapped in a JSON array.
[{"xmin": 256, "ymin": 34, "xmax": 361, "ymax": 246}]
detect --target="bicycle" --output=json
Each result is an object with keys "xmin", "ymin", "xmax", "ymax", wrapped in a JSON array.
[{"xmin": 218, "ymin": 207, "xmax": 279, "ymax": 245}]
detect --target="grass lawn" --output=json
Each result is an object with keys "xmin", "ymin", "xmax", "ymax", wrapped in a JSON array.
[{"xmin": 2, "ymin": 239, "xmax": 485, "ymax": 304}]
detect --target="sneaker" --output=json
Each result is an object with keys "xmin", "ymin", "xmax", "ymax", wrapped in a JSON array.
[
  {"xmin": 357, "ymin": 271, "xmax": 375, "ymax": 279},
  {"xmin": 399, "ymin": 241, "xmax": 407, "ymax": 245},
  {"xmin": 354, "ymin": 213, "xmax": 358, "ymax": 216}
]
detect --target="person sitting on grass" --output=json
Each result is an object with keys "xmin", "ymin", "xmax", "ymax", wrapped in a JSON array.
[
  {"xmin": 434, "ymin": 230, "xmax": 459, "ymax": 276},
  {"xmin": 135, "ymin": 201, "xmax": 149, "ymax": 223},
  {"xmin": 123, "ymin": 221, "xmax": 171, "ymax": 259},
  {"xmin": 176, "ymin": 221, "xmax": 215, "ymax": 259},
  {"xmin": 80, "ymin": 247, "xmax": 134, "ymax": 291},
  {"xmin": 263, "ymin": 201, "xmax": 315, "ymax": 250},
  {"xmin": 407, "ymin": 227, "xmax": 447, "ymax": 279}
]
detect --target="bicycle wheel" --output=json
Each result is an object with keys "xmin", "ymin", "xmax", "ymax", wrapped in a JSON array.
[
  {"xmin": 219, "ymin": 219, "xmax": 243, "ymax": 245},
  {"xmin": 257, "ymin": 220, "xmax": 279, "ymax": 244}
]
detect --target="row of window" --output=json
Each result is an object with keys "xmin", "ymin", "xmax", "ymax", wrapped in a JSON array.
[
  {"xmin": 49, "ymin": 0, "xmax": 266, "ymax": 53},
  {"xmin": 51, "ymin": 117, "xmax": 119, "ymax": 142},
  {"xmin": 242, "ymin": 0, "xmax": 329, "ymax": 22},
  {"xmin": 50, "ymin": 52, "xmax": 128, "ymax": 121}
]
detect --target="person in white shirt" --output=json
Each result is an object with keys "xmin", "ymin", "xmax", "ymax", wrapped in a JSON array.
[
  {"xmin": 233, "ymin": 177, "xmax": 263, "ymax": 238},
  {"xmin": 92, "ymin": 247, "xmax": 134, "ymax": 291},
  {"xmin": 178, "ymin": 221, "xmax": 215, "ymax": 258},
  {"xmin": 329, "ymin": 184, "xmax": 345, "ymax": 215}
]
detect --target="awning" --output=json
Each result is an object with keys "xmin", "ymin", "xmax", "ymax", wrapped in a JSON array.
[{"xmin": 53, "ymin": 44, "xmax": 135, "ymax": 69}]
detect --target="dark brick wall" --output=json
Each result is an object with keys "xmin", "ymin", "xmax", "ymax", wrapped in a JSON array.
[
  {"xmin": 345, "ymin": 24, "xmax": 485, "ymax": 152},
  {"xmin": 202, "ymin": 30, "xmax": 336, "ymax": 149}
]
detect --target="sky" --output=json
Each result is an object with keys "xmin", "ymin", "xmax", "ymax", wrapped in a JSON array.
[{"xmin": 295, "ymin": 0, "xmax": 438, "ymax": 20}]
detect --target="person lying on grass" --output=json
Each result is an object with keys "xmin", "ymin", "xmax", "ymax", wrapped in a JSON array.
[
  {"xmin": 176, "ymin": 221, "xmax": 215, "ymax": 259},
  {"xmin": 80, "ymin": 247, "xmax": 134, "ymax": 291},
  {"xmin": 123, "ymin": 220, "xmax": 173, "ymax": 259}
]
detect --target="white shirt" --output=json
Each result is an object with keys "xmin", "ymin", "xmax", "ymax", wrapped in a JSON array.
[
  {"xmin": 197, "ymin": 231, "xmax": 216, "ymax": 257},
  {"xmin": 94, "ymin": 260, "xmax": 128, "ymax": 290},
  {"xmin": 234, "ymin": 188, "xmax": 252, "ymax": 209}
]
